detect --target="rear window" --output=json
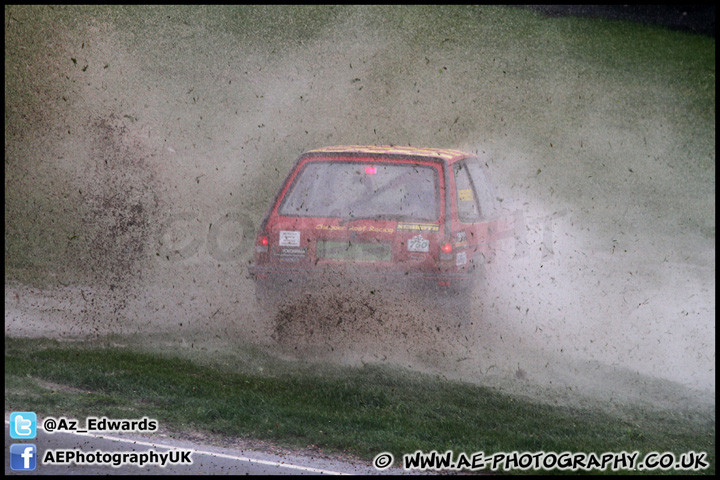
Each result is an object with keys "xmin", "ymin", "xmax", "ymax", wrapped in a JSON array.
[{"xmin": 278, "ymin": 160, "xmax": 440, "ymax": 222}]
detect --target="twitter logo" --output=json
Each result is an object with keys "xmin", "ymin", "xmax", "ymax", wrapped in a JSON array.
[{"xmin": 10, "ymin": 412, "xmax": 37, "ymax": 439}]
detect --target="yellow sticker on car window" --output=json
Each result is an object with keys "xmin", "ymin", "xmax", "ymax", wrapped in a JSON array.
[{"xmin": 458, "ymin": 189, "xmax": 474, "ymax": 202}]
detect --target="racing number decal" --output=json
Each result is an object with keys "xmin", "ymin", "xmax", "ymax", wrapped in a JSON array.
[{"xmin": 408, "ymin": 234, "xmax": 430, "ymax": 252}]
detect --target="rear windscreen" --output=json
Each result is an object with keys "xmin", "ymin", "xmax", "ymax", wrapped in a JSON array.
[{"xmin": 278, "ymin": 161, "xmax": 440, "ymax": 222}]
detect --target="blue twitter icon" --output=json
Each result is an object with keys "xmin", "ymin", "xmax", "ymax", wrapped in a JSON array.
[{"xmin": 10, "ymin": 411, "xmax": 37, "ymax": 439}]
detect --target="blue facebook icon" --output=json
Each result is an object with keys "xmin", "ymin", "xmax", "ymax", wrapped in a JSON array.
[{"xmin": 10, "ymin": 444, "xmax": 37, "ymax": 471}]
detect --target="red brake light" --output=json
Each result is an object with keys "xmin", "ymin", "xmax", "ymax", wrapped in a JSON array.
[
  {"xmin": 441, "ymin": 242, "xmax": 452, "ymax": 253},
  {"xmin": 260, "ymin": 236, "xmax": 269, "ymax": 246},
  {"xmin": 364, "ymin": 165, "xmax": 377, "ymax": 175}
]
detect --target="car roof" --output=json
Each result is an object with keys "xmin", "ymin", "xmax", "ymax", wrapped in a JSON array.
[{"xmin": 304, "ymin": 145, "xmax": 472, "ymax": 164}]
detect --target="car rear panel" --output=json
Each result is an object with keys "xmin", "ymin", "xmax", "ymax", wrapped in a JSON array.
[
  {"xmin": 262, "ymin": 217, "xmax": 443, "ymax": 273},
  {"xmin": 253, "ymin": 153, "xmax": 458, "ymax": 281}
]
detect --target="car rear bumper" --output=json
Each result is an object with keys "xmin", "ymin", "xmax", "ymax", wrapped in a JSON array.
[{"xmin": 248, "ymin": 263, "xmax": 476, "ymax": 287}]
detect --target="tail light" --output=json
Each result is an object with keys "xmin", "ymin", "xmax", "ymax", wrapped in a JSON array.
[
  {"xmin": 439, "ymin": 240, "xmax": 454, "ymax": 261},
  {"xmin": 255, "ymin": 235, "xmax": 269, "ymax": 253}
]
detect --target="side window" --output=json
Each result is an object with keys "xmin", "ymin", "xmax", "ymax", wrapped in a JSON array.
[
  {"xmin": 453, "ymin": 161, "xmax": 482, "ymax": 223},
  {"xmin": 464, "ymin": 157, "xmax": 498, "ymax": 220}
]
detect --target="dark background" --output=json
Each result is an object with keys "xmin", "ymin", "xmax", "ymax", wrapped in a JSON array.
[{"xmin": 525, "ymin": 5, "xmax": 715, "ymax": 37}]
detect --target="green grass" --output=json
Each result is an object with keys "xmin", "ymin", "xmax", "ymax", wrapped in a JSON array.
[{"xmin": 5, "ymin": 336, "xmax": 714, "ymax": 474}]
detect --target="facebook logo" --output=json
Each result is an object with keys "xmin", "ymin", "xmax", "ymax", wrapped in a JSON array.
[
  {"xmin": 10, "ymin": 412, "xmax": 37, "ymax": 439},
  {"xmin": 10, "ymin": 444, "xmax": 37, "ymax": 471}
]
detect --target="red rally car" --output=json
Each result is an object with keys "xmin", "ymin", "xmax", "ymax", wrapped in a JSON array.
[{"xmin": 249, "ymin": 145, "xmax": 513, "ymax": 303}]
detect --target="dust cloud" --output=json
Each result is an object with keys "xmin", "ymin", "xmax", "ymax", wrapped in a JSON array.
[{"xmin": 5, "ymin": 6, "xmax": 714, "ymax": 410}]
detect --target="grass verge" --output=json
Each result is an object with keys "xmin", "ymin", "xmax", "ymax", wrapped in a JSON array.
[{"xmin": 4, "ymin": 335, "xmax": 715, "ymax": 474}]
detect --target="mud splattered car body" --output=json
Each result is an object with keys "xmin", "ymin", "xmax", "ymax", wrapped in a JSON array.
[{"xmin": 250, "ymin": 145, "xmax": 512, "ymax": 301}]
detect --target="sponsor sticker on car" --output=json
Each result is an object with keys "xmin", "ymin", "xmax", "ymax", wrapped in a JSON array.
[
  {"xmin": 279, "ymin": 231, "xmax": 300, "ymax": 247},
  {"xmin": 458, "ymin": 189, "xmax": 474, "ymax": 201},
  {"xmin": 398, "ymin": 223, "xmax": 440, "ymax": 232}
]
